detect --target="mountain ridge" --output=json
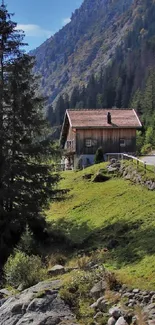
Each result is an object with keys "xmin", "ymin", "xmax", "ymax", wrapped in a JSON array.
[{"xmin": 32, "ymin": 0, "xmax": 134, "ymax": 106}]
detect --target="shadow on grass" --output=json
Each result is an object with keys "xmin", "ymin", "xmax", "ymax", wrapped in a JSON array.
[{"xmin": 48, "ymin": 217, "xmax": 155, "ymax": 267}]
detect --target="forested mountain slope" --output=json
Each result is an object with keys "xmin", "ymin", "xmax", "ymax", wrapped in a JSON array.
[
  {"xmin": 32, "ymin": 0, "xmax": 133, "ymax": 105},
  {"xmin": 33, "ymin": 0, "xmax": 155, "ymax": 142}
]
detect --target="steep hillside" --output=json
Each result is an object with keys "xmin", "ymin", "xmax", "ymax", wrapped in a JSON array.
[
  {"xmin": 32, "ymin": 0, "xmax": 133, "ymax": 106},
  {"xmin": 47, "ymin": 163, "xmax": 155, "ymax": 289}
]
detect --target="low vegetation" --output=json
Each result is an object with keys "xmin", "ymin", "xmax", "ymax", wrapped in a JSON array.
[
  {"xmin": 4, "ymin": 251, "xmax": 47, "ymax": 289},
  {"xmin": 46, "ymin": 162, "xmax": 155, "ymax": 289}
]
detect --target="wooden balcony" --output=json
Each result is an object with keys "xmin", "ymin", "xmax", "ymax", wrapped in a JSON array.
[{"xmin": 64, "ymin": 140, "xmax": 76, "ymax": 154}]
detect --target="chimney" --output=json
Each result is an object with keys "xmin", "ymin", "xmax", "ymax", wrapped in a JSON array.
[{"xmin": 107, "ymin": 112, "xmax": 111, "ymax": 124}]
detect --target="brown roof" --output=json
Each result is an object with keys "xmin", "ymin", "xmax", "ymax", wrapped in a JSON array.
[{"xmin": 66, "ymin": 109, "xmax": 142, "ymax": 128}]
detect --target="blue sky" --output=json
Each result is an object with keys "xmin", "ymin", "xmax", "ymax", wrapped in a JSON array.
[{"xmin": 6, "ymin": 0, "xmax": 83, "ymax": 50}]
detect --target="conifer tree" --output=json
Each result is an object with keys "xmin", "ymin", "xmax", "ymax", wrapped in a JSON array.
[
  {"xmin": 142, "ymin": 70, "xmax": 155, "ymax": 125},
  {"xmin": 0, "ymin": 4, "xmax": 59, "ymax": 262},
  {"xmin": 55, "ymin": 95, "xmax": 66, "ymax": 125},
  {"xmin": 70, "ymin": 86, "xmax": 80, "ymax": 108}
]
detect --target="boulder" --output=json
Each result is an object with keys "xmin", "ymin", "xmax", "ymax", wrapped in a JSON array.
[
  {"xmin": 0, "ymin": 280, "xmax": 80, "ymax": 325},
  {"xmin": 94, "ymin": 311, "xmax": 104, "ymax": 320},
  {"xmin": 115, "ymin": 317, "xmax": 128, "ymax": 325},
  {"xmin": 107, "ymin": 166, "xmax": 118, "ymax": 173},
  {"xmin": 90, "ymin": 280, "xmax": 107, "ymax": 298},
  {"xmin": 108, "ymin": 316, "xmax": 116, "ymax": 325},
  {"xmin": 132, "ymin": 289, "xmax": 140, "ymax": 294},
  {"xmin": 109, "ymin": 307, "xmax": 122, "ymax": 319},
  {"xmin": 151, "ymin": 294, "xmax": 155, "ymax": 303},
  {"xmin": 48, "ymin": 265, "xmax": 65, "ymax": 276},
  {"xmin": 0, "ymin": 288, "xmax": 12, "ymax": 297}
]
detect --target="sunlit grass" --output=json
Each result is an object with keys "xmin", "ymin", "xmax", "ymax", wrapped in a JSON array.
[{"xmin": 47, "ymin": 162, "xmax": 155, "ymax": 289}]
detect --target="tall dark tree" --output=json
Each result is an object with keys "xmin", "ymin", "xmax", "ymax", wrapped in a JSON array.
[
  {"xmin": 70, "ymin": 86, "xmax": 80, "ymax": 108},
  {"xmin": 0, "ymin": 4, "xmax": 59, "ymax": 262},
  {"xmin": 86, "ymin": 75, "xmax": 97, "ymax": 108},
  {"xmin": 55, "ymin": 95, "xmax": 66, "ymax": 125},
  {"xmin": 47, "ymin": 105, "xmax": 56, "ymax": 126}
]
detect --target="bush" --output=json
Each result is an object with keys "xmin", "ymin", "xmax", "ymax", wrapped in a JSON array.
[
  {"xmin": 17, "ymin": 225, "xmax": 35, "ymax": 255},
  {"xmin": 95, "ymin": 147, "xmax": 104, "ymax": 164},
  {"xmin": 4, "ymin": 251, "xmax": 47, "ymax": 289},
  {"xmin": 141, "ymin": 143, "xmax": 152, "ymax": 155}
]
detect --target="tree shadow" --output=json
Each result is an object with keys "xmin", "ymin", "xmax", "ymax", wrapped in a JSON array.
[{"xmin": 47, "ymin": 217, "xmax": 155, "ymax": 267}]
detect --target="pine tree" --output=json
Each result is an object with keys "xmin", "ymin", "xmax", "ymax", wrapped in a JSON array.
[
  {"xmin": 70, "ymin": 86, "xmax": 80, "ymax": 108},
  {"xmin": 55, "ymin": 95, "xmax": 66, "ymax": 125},
  {"xmin": 47, "ymin": 105, "xmax": 56, "ymax": 126},
  {"xmin": 86, "ymin": 75, "xmax": 97, "ymax": 108},
  {"xmin": 142, "ymin": 70, "xmax": 155, "ymax": 125},
  {"xmin": 0, "ymin": 4, "xmax": 59, "ymax": 262}
]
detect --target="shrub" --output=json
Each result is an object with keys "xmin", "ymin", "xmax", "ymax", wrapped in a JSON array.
[
  {"xmin": 141, "ymin": 143, "xmax": 152, "ymax": 155},
  {"xmin": 4, "ymin": 251, "xmax": 46, "ymax": 289},
  {"xmin": 17, "ymin": 225, "xmax": 35, "ymax": 255},
  {"xmin": 47, "ymin": 253, "xmax": 67, "ymax": 268},
  {"xmin": 77, "ymin": 255, "xmax": 91, "ymax": 270},
  {"xmin": 95, "ymin": 147, "xmax": 104, "ymax": 164}
]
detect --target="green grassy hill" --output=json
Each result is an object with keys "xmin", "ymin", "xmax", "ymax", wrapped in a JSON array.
[{"xmin": 47, "ymin": 163, "xmax": 155, "ymax": 289}]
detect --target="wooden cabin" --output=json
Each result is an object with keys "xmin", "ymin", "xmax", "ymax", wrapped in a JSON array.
[{"xmin": 60, "ymin": 109, "xmax": 142, "ymax": 169}]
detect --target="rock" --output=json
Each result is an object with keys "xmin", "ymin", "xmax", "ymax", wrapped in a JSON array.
[
  {"xmin": 115, "ymin": 316, "xmax": 128, "ymax": 325},
  {"xmin": 151, "ymin": 294, "xmax": 155, "ymax": 303},
  {"xmin": 144, "ymin": 303, "xmax": 155, "ymax": 319},
  {"xmin": 0, "ymin": 288, "xmax": 12, "ymax": 297},
  {"xmin": 108, "ymin": 316, "xmax": 116, "ymax": 325},
  {"xmin": 0, "ymin": 280, "xmax": 79, "ymax": 325},
  {"xmin": 132, "ymin": 289, "xmax": 140, "ymax": 294},
  {"xmin": 48, "ymin": 265, "xmax": 65, "ymax": 276},
  {"xmin": 90, "ymin": 280, "xmax": 107, "ymax": 298},
  {"xmin": 17, "ymin": 284, "xmax": 25, "ymax": 292},
  {"xmin": 128, "ymin": 299, "xmax": 137, "ymax": 306},
  {"xmin": 0, "ymin": 298, "xmax": 6, "ymax": 307},
  {"xmin": 90, "ymin": 296, "xmax": 109, "ymax": 311},
  {"xmin": 122, "ymin": 292, "xmax": 134, "ymax": 299},
  {"xmin": 107, "ymin": 166, "xmax": 118, "ymax": 173},
  {"xmin": 90, "ymin": 301, "xmax": 98, "ymax": 309},
  {"xmin": 148, "ymin": 321, "xmax": 155, "ymax": 325},
  {"xmin": 107, "ymin": 317, "xmax": 116, "ymax": 325},
  {"xmin": 94, "ymin": 311, "xmax": 104, "ymax": 320},
  {"xmin": 109, "ymin": 307, "xmax": 122, "ymax": 319},
  {"xmin": 143, "ymin": 295, "xmax": 150, "ymax": 303},
  {"xmin": 99, "ymin": 299, "xmax": 109, "ymax": 312}
]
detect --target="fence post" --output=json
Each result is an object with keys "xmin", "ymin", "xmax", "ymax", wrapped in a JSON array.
[
  {"xmin": 137, "ymin": 159, "xmax": 139, "ymax": 170},
  {"xmin": 144, "ymin": 162, "xmax": 146, "ymax": 174}
]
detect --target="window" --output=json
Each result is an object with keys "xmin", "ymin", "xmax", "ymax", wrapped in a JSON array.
[
  {"xmin": 85, "ymin": 139, "xmax": 97, "ymax": 147},
  {"xmin": 120, "ymin": 139, "xmax": 126, "ymax": 147},
  {"xmin": 120, "ymin": 139, "xmax": 131, "ymax": 147},
  {"xmin": 85, "ymin": 139, "xmax": 92, "ymax": 147}
]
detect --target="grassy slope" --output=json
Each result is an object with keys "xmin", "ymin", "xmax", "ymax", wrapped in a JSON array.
[{"xmin": 47, "ymin": 163, "xmax": 155, "ymax": 289}]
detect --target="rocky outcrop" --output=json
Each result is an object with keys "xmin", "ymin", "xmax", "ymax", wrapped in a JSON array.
[
  {"xmin": 0, "ymin": 280, "xmax": 80, "ymax": 325},
  {"xmin": 107, "ymin": 159, "xmax": 155, "ymax": 191},
  {"xmin": 90, "ymin": 283, "xmax": 155, "ymax": 324}
]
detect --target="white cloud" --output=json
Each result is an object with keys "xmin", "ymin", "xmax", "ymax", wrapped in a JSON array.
[
  {"xmin": 16, "ymin": 24, "xmax": 52, "ymax": 38},
  {"xmin": 62, "ymin": 17, "xmax": 71, "ymax": 25}
]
